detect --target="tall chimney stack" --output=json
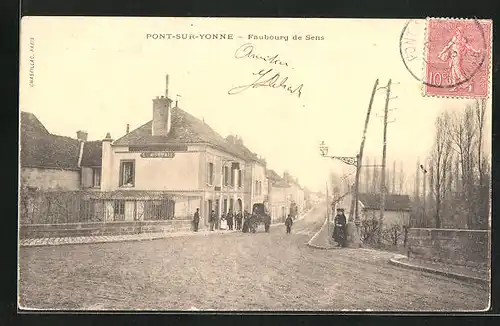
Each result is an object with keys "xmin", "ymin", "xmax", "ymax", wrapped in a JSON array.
[
  {"xmin": 126, "ymin": 124, "xmax": 130, "ymax": 134},
  {"xmin": 76, "ymin": 130, "xmax": 88, "ymax": 142},
  {"xmin": 152, "ymin": 75, "xmax": 173, "ymax": 137}
]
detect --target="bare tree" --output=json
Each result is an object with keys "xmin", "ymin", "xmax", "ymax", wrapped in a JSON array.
[
  {"xmin": 430, "ymin": 112, "xmax": 453, "ymax": 228},
  {"xmin": 398, "ymin": 161, "xmax": 406, "ymax": 195},
  {"xmin": 364, "ymin": 156, "xmax": 371, "ymax": 193},
  {"xmin": 392, "ymin": 160, "xmax": 396, "ymax": 194},
  {"xmin": 372, "ymin": 158, "xmax": 379, "ymax": 194},
  {"xmin": 475, "ymin": 98, "xmax": 489, "ymax": 229},
  {"xmin": 447, "ymin": 105, "xmax": 478, "ymax": 228},
  {"xmin": 415, "ymin": 158, "xmax": 420, "ymax": 200}
]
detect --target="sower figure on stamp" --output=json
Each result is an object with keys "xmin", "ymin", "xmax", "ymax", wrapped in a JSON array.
[
  {"xmin": 333, "ymin": 208, "xmax": 347, "ymax": 247},
  {"xmin": 285, "ymin": 214, "xmax": 293, "ymax": 234},
  {"xmin": 193, "ymin": 208, "xmax": 200, "ymax": 232},
  {"xmin": 438, "ymin": 26, "xmax": 481, "ymax": 92}
]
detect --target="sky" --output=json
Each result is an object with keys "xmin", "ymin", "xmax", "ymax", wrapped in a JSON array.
[{"xmin": 19, "ymin": 17, "xmax": 492, "ymax": 193}]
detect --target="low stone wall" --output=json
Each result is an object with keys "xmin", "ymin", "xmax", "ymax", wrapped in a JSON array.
[
  {"xmin": 19, "ymin": 219, "xmax": 193, "ymax": 239},
  {"xmin": 408, "ymin": 228, "xmax": 490, "ymax": 268}
]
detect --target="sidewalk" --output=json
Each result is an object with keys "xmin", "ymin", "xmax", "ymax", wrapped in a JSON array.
[
  {"xmin": 19, "ymin": 208, "xmax": 314, "ymax": 248},
  {"xmin": 307, "ymin": 216, "xmax": 338, "ymax": 250},
  {"xmin": 19, "ymin": 228, "xmax": 240, "ymax": 248},
  {"xmin": 307, "ymin": 216, "xmax": 489, "ymax": 285},
  {"xmin": 389, "ymin": 256, "xmax": 489, "ymax": 285}
]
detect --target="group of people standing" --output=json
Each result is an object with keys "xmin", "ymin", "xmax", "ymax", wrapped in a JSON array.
[
  {"xmin": 193, "ymin": 208, "xmax": 298, "ymax": 235},
  {"xmin": 192, "ymin": 208, "xmax": 248, "ymax": 232}
]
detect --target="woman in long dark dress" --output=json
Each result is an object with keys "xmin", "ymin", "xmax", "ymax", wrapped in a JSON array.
[{"xmin": 332, "ymin": 208, "xmax": 347, "ymax": 247}]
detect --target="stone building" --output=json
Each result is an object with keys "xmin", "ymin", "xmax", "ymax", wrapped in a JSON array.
[
  {"xmin": 97, "ymin": 78, "xmax": 264, "ymax": 226},
  {"xmin": 20, "ymin": 111, "xmax": 102, "ymax": 191},
  {"xmin": 358, "ymin": 193, "xmax": 412, "ymax": 225},
  {"xmin": 266, "ymin": 169, "xmax": 290, "ymax": 223}
]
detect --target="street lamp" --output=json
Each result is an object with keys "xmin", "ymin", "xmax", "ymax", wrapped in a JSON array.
[
  {"xmin": 319, "ymin": 141, "xmax": 329, "ymax": 157},
  {"xmin": 319, "ymin": 141, "xmax": 359, "ymax": 221}
]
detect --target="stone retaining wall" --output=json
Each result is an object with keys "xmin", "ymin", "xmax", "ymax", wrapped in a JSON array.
[
  {"xmin": 20, "ymin": 220, "xmax": 193, "ymax": 239},
  {"xmin": 408, "ymin": 228, "xmax": 490, "ymax": 268}
]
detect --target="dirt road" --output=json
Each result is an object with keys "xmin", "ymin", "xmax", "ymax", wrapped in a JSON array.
[{"xmin": 19, "ymin": 204, "xmax": 489, "ymax": 311}]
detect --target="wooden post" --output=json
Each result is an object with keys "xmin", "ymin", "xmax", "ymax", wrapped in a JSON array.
[
  {"xmin": 326, "ymin": 182, "xmax": 330, "ymax": 243},
  {"xmin": 379, "ymin": 79, "xmax": 392, "ymax": 233},
  {"xmin": 353, "ymin": 78, "xmax": 380, "ymax": 227}
]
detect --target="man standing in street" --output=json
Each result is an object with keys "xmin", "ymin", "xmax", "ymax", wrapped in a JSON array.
[
  {"xmin": 193, "ymin": 208, "xmax": 200, "ymax": 232},
  {"xmin": 209, "ymin": 210, "xmax": 217, "ymax": 231},
  {"xmin": 227, "ymin": 209, "xmax": 234, "ymax": 230},
  {"xmin": 235, "ymin": 211, "xmax": 242, "ymax": 230},
  {"xmin": 285, "ymin": 214, "xmax": 293, "ymax": 234}
]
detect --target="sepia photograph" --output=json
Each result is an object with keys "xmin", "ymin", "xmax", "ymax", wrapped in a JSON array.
[{"xmin": 18, "ymin": 17, "xmax": 491, "ymax": 311}]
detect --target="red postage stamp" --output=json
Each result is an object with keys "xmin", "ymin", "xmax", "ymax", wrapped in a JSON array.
[{"xmin": 424, "ymin": 18, "xmax": 492, "ymax": 98}]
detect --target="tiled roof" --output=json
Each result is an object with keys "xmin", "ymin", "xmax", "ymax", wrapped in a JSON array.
[
  {"xmin": 113, "ymin": 106, "xmax": 262, "ymax": 162},
  {"xmin": 225, "ymin": 135, "xmax": 266, "ymax": 164},
  {"xmin": 358, "ymin": 193, "xmax": 411, "ymax": 211},
  {"xmin": 20, "ymin": 112, "xmax": 81, "ymax": 170},
  {"xmin": 20, "ymin": 112, "xmax": 50, "ymax": 135},
  {"xmin": 272, "ymin": 180, "xmax": 290, "ymax": 188},
  {"xmin": 81, "ymin": 141, "xmax": 102, "ymax": 167},
  {"xmin": 266, "ymin": 169, "xmax": 283, "ymax": 181}
]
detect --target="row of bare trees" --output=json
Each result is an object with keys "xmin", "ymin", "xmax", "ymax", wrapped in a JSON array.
[
  {"xmin": 414, "ymin": 99, "xmax": 490, "ymax": 229},
  {"xmin": 359, "ymin": 158, "xmax": 406, "ymax": 195}
]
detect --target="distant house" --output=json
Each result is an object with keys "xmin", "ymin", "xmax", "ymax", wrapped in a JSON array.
[
  {"xmin": 283, "ymin": 172, "xmax": 305, "ymax": 215},
  {"xmin": 266, "ymin": 169, "xmax": 289, "ymax": 223},
  {"xmin": 20, "ymin": 112, "xmax": 102, "ymax": 191},
  {"xmin": 358, "ymin": 193, "xmax": 411, "ymax": 225},
  {"xmin": 225, "ymin": 135, "xmax": 267, "ymax": 210}
]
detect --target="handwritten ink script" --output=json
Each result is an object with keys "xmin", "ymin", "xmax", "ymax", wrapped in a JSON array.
[
  {"xmin": 228, "ymin": 68, "xmax": 303, "ymax": 97},
  {"xmin": 228, "ymin": 43, "xmax": 303, "ymax": 98}
]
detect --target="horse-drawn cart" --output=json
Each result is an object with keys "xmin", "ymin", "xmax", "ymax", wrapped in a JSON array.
[{"xmin": 242, "ymin": 203, "xmax": 271, "ymax": 233}]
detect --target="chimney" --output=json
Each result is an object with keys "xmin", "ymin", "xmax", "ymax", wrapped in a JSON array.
[
  {"xmin": 152, "ymin": 76, "xmax": 173, "ymax": 137},
  {"xmin": 126, "ymin": 124, "xmax": 130, "ymax": 134},
  {"xmin": 101, "ymin": 132, "xmax": 113, "ymax": 191},
  {"xmin": 76, "ymin": 130, "xmax": 88, "ymax": 142}
]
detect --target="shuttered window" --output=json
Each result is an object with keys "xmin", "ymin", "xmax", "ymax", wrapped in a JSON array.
[{"xmin": 207, "ymin": 162, "xmax": 214, "ymax": 185}]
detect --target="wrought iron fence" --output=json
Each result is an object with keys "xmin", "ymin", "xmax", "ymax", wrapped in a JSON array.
[{"xmin": 19, "ymin": 189, "xmax": 199, "ymax": 224}]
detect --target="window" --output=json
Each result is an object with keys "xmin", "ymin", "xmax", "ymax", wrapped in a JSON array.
[
  {"xmin": 224, "ymin": 166, "xmax": 230, "ymax": 186},
  {"xmin": 207, "ymin": 162, "xmax": 214, "ymax": 185},
  {"xmin": 113, "ymin": 200, "xmax": 125, "ymax": 220},
  {"xmin": 238, "ymin": 170, "xmax": 242, "ymax": 188},
  {"xmin": 231, "ymin": 166, "xmax": 236, "ymax": 187},
  {"xmin": 255, "ymin": 180, "xmax": 259, "ymax": 195},
  {"xmin": 119, "ymin": 160, "xmax": 135, "ymax": 187},
  {"xmin": 92, "ymin": 168, "xmax": 101, "ymax": 187}
]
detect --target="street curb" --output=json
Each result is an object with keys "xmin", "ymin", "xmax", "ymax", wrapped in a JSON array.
[
  {"xmin": 19, "ymin": 230, "xmax": 239, "ymax": 248},
  {"xmin": 19, "ymin": 208, "xmax": 316, "ymax": 248},
  {"xmin": 306, "ymin": 216, "xmax": 333, "ymax": 250},
  {"xmin": 388, "ymin": 257, "xmax": 488, "ymax": 285}
]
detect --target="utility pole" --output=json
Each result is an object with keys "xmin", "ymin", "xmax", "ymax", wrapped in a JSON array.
[
  {"xmin": 326, "ymin": 182, "xmax": 330, "ymax": 243},
  {"xmin": 420, "ymin": 164, "xmax": 428, "ymax": 226},
  {"xmin": 352, "ymin": 78, "xmax": 380, "ymax": 228},
  {"xmin": 379, "ymin": 79, "xmax": 392, "ymax": 230}
]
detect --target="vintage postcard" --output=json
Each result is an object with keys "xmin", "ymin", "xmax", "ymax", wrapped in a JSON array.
[{"xmin": 18, "ymin": 17, "xmax": 492, "ymax": 311}]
